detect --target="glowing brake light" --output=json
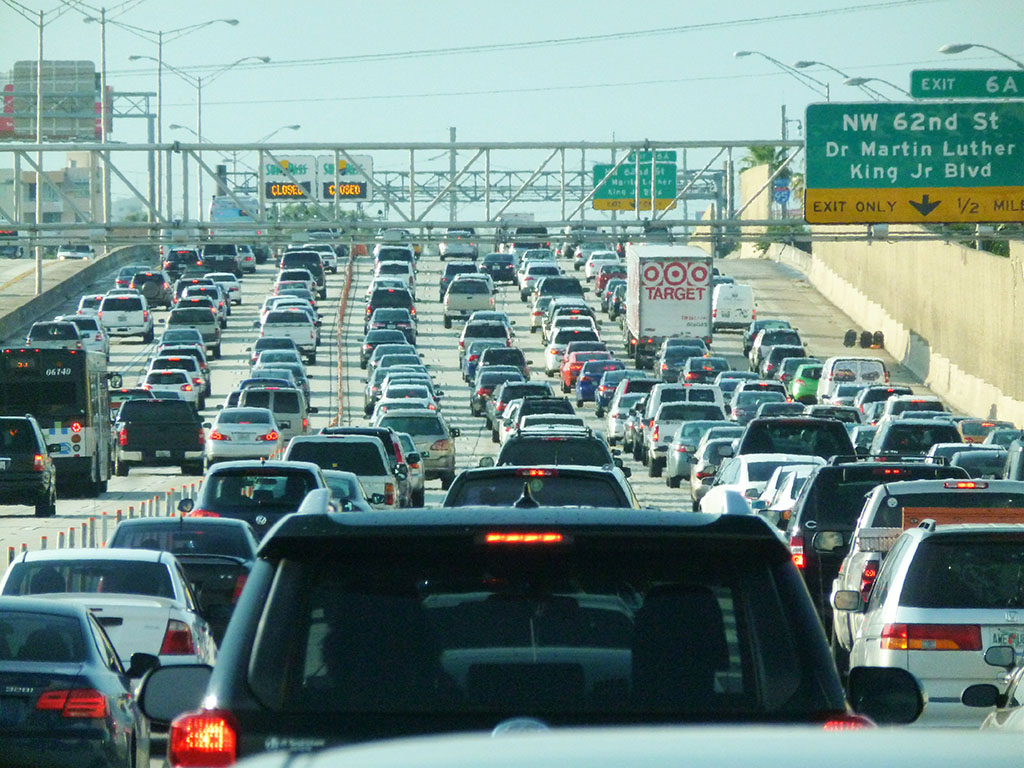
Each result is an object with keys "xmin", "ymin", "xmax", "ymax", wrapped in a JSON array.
[
  {"xmin": 209, "ymin": 431, "xmax": 229, "ymax": 441},
  {"xmin": 169, "ymin": 710, "xmax": 238, "ymax": 768},
  {"xmin": 515, "ymin": 468, "xmax": 557, "ymax": 477},
  {"xmin": 943, "ymin": 481, "xmax": 987, "ymax": 489},
  {"xmin": 485, "ymin": 532, "xmax": 564, "ymax": 544},
  {"xmin": 822, "ymin": 714, "xmax": 873, "ymax": 730},
  {"xmin": 36, "ymin": 688, "xmax": 108, "ymax": 718},
  {"xmin": 789, "ymin": 535, "xmax": 805, "ymax": 569},
  {"xmin": 257, "ymin": 430, "xmax": 280, "ymax": 442}
]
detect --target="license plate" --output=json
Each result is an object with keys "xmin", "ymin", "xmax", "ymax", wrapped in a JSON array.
[
  {"xmin": 720, "ymin": 310, "xmax": 731, "ymax": 318},
  {"xmin": 156, "ymin": 450, "xmax": 171, "ymax": 458},
  {"xmin": 116, "ymin": 313, "xmax": 127, "ymax": 322},
  {"xmin": 0, "ymin": 457, "xmax": 9, "ymax": 470},
  {"xmin": 992, "ymin": 626, "xmax": 1024, "ymax": 649}
]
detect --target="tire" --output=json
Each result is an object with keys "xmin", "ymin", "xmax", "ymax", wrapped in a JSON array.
[
  {"xmin": 576, "ymin": 398, "xmax": 584, "ymax": 407},
  {"xmin": 443, "ymin": 316, "xmax": 452, "ymax": 329},
  {"xmin": 560, "ymin": 381, "xmax": 569, "ymax": 393},
  {"xmin": 308, "ymin": 353, "xmax": 317, "ymax": 365},
  {"xmin": 360, "ymin": 359, "xmax": 368, "ymax": 370},
  {"xmin": 213, "ymin": 344, "xmax": 222, "ymax": 359},
  {"xmin": 831, "ymin": 631, "xmax": 851, "ymax": 679},
  {"xmin": 114, "ymin": 458, "xmax": 129, "ymax": 477},
  {"xmin": 666, "ymin": 473, "xmax": 681, "ymax": 488},
  {"xmin": 491, "ymin": 428, "xmax": 499, "ymax": 443},
  {"xmin": 411, "ymin": 489, "xmax": 425, "ymax": 506},
  {"xmin": 595, "ymin": 406, "xmax": 604, "ymax": 418},
  {"xmin": 440, "ymin": 472, "xmax": 455, "ymax": 491},
  {"xmin": 181, "ymin": 461, "xmax": 203, "ymax": 476},
  {"xmin": 530, "ymin": 326, "xmax": 537, "ymax": 334},
  {"xmin": 142, "ymin": 328, "xmax": 154, "ymax": 344},
  {"xmin": 632, "ymin": 443, "xmax": 643, "ymax": 462},
  {"xmin": 198, "ymin": 397, "xmax": 206, "ymax": 411},
  {"xmin": 34, "ymin": 487, "xmax": 56, "ymax": 517}
]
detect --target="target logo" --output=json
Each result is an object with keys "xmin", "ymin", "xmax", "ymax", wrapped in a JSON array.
[{"xmin": 640, "ymin": 260, "xmax": 709, "ymax": 287}]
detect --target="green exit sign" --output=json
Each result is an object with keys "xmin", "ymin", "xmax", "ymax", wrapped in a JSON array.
[
  {"xmin": 911, "ymin": 69, "xmax": 1024, "ymax": 99},
  {"xmin": 593, "ymin": 151, "xmax": 677, "ymax": 211}
]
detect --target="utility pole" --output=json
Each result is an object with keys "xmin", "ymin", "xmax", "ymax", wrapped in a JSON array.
[
  {"xmin": 100, "ymin": 7, "xmax": 110, "ymax": 252},
  {"xmin": 34, "ymin": 9, "xmax": 43, "ymax": 295},
  {"xmin": 448, "ymin": 126, "xmax": 456, "ymax": 222}
]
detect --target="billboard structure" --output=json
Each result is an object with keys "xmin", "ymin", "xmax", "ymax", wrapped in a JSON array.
[{"xmin": 1, "ymin": 60, "xmax": 110, "ymax": 141}]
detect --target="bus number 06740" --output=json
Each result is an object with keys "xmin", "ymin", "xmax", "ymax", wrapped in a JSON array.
[{"xmin": 45, "ymin": 367, "xmax": 72, "ymax": 376}]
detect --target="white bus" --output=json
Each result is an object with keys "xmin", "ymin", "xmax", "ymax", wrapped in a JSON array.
[{"xmin": 208, "ymin": 195, "xmax": 269, "ymax": 262}]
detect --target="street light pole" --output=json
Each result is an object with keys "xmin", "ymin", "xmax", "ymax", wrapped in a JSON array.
[
  {"xmin": 734, "ymin": 50, "xmax": 830, "ymax": 100},
  {"xmin": 793, "ymin": 60, "xmax": 887, "ymax": 100},
  {"xmin": 157, "ymin": 30, "xmax": 163, "ymax": 216},
  {"xmin": 35, "ymin": 9, "xmax": 43, "ymax": 295},
  {"xmin": 196, "ymin": 76, "xmax": 203, "ymax": 223},
  {"xmin": 940, "ymin": 43, "xmax": 1024, "ymax": 70},
  {"xmin": 844, "ymin": 77, "xmax": 912, "ymax": 99}
]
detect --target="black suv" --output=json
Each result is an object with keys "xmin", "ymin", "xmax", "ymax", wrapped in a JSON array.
[
  {"xmin": 0, "ymin": 415, "xmax": 58, "ymax": 517},
  {"xmin": 280, "ymin": 251, "xmax": 327, "ymax": 299},
  {"xmin": 495, "ymin": 428, "xmax": 627, "ymax": 475},
  {"xmin": 478, "ymin": 253, "xmax": 516, "ymax": 284},
  {"xmin": 200, "ymin": 244, "xmax": 242, "ymax": 277},
  {"xmin": 138, "ymin": 496, "xmax": 921, "ymax": 766}
]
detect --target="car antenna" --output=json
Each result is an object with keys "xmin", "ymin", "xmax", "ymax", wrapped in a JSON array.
[{"xmin": 513, "ymin": 482, "xmax": 540, "ymax": 509}]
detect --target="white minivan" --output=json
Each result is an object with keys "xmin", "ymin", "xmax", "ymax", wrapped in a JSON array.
[
  {"xmin": 712, "ymin": 283, "xmax": 755, "ymax": 331},
  {"xmin": 816, "ymin": 356, "xmax": 889, "ymax": 401}
]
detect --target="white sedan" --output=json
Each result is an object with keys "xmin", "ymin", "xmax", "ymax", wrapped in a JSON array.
[
  {"xmin": 204, "ymin": 406, "xmax": 284, "ymax": 468},
  {"xmin": 0, "ymin": 548, "xmax": 217, "ymax": 673},
  {"xmin": 140, "ymin": 369, "xmax": 200, "ymax": 407}
]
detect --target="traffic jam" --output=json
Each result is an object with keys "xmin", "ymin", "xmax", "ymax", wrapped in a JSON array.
[{"xmin": 2, "ymin": 224, "xmax": 1024, "ymax": 766}]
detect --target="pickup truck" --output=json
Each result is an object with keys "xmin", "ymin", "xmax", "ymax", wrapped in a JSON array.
[
  {"xmin": 438, "ymin": 227, "xmax": 478, "ymax": 260},
  {"xmin": 114, "ymin": 398, "xmax": 205, "ymax": 476},
  {"xmin": 443, "ymin": 275, "xmax": 494, "ymax": 328},
  {"xmin": 258, "ymin": 308, "xmax": 318, "ymax": 364}
]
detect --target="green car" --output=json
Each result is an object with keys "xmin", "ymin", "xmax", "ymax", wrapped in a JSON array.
[{"xmin": 790, "ymin": 362, "xmax": 822, "ymax": 404}]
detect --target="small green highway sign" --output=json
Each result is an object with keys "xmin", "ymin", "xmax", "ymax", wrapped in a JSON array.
[
  {"xmin": 805, "ymin": 101, "xmax": 1024, "ymax": 223},
  {"xmin": 911, "ymin": 69, "xmax": 1024, "ymax": 100},
  {"xmin": 593, "ymin": 151, "xmax": 677, "ymax": 211}
]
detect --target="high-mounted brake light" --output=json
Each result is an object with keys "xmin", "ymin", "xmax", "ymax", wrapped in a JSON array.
[
  {"xmin": 943, "ymin": 480, "xmax": 987, "ymax": 489},
  {"xmin": 515, "ymin": 468, "xmax": 557, "ymax": 477},
  {"xmin": 822, "ymin": 714, "xmax": 873, "ymax": 730},
  {"xmin": 485, "ymin": 532, "xmax": 563, "ymax": 544}
]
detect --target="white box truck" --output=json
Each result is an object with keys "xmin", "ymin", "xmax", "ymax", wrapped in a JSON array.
[{"xmin": 624, "ymin": 244, "xmax": 713, "ymax": 369}]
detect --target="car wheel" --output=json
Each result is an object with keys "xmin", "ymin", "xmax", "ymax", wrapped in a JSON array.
[
  {"xmin": 440, "ymin": 472, "xmax": 455, "ymax": 491},
  {"xmin": 142, "ymin": 328, "xmax": 154, "ymax": 344},
  {"xmin": 491, "ymin": 428, "xmax": 499, "ymax": 443},
  {"xmin": 411, "ymin": 489, "xmax": 425, "ymax": 506},
  {"xmin": 632, "ymin": 443, "xmax": 642, "ymax": 462},
  {"xmin": 34, "ymin": 488, "xmax": 56, "ymax": 517},
  {"xmin": 666, "ymin": 473, "xmax": 681, "ymax": 488},
  {"xmin": 443, "ymin": 316, "xmax": 452, "ymax": 329},
  {"xmin": 595, "ymin": 407, "xmax": 604, "ymax": 417},
  {"xmin": 114, "ymin": 458, "xmax": 129, "ymax": 477},
  {"xmin": 213, "ymin": 344, "xmax": 222, "ymax": 359},
  {"xmin": 360, "ymin": 360, "xmax": 368, "ymax": 370},
  {"xmin": 307, "ymin": 353, "xmax": 317, "ymax": 365}
]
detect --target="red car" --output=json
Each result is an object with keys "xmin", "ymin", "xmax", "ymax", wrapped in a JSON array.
[
  {"xmin": 560, "ymin": 351, "xmax": 613, "ymax": 392},
  {"xmin": 595, "ymin": 263, "xmax": 626, "ymax": 293}
]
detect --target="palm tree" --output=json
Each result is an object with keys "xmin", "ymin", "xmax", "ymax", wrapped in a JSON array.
[{"xmin": 740, "ymin": 146, "xmax": 789, "ymax": 172}]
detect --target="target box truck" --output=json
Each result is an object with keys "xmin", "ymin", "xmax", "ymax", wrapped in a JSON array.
[{"xmin": 624, "ymin": 244, "xmax": 713, "ymax": 369}]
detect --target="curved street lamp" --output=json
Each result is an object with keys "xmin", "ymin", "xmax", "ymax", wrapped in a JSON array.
[{"xmin": 939, "ymin": 43, "xmax": 1024, "ymax": 70}]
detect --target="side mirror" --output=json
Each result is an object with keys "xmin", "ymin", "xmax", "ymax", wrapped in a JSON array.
[
  {"xmin": 984, "ymin": 645, "xmax": 1016, "ymax": 670},
  {"xmin": 406, "ymin": 452, "xmax": 421, "ymax": 464},
  {"xmin": 717, "ymin": 444, "xmax": 734, "ymax": 459},
  {"xmin": 450, "ymin": 427, "xmax": 461, "ymax": 437},
  {"xmin": 620, "ymin": 466, "xmax": 632, "ymax": 478},
  {"xmin": 962, "ymin": 683, "xmax": 1002, "ymax": 708},
  {"xmin": 47, "ymin": 443, "xmax": 62, "ymax": 455},
  {"xmin": 202, "ymin": 422, "xmax": 211, "ymax": 429},
  {"xmin": 812, "ymin": 530, "xmax": 845, "ymax": 553},
  {"xmin": 847, "ymin": 666, "xmax": 924, "ymax": 725},
  {"xmin": 252, "ymin": 321, "xmax": 260, "ymax": 329},
  {"xmin": 108, "ymin": 373, "xmax": 123, "ymax": 388},
  {"xmin": 177, "ymin": 498, "xmax": 195, "ymax": 514},
  {"xmin": 613, "ymin": 457, "xmax": 624, "ymax": 468},
  {"xmin": 308, "ymin": 406, "xmax": 319, "ymax": 414},
  {"xmin": 478, "ymin": 456, "xmax": 495, "ymax": 468},
  {"xmin": 832, "ymin": 590, "xmax": 864, "ymax": 613},
  {"xmin": 527, "ymin": 359, "xmax": 535, "ymax": 365},
  {"xmin": 126, "ymin": 651, "xmax": 160, "ymax": 679},
  {"xmin": 137, "ymin": 664, "xmax": 213, "ymax": 725},
  {"xmin": 749, "ymin": 499, "xmax": 767, "ymax": 512},
  {"xmin": 157, "ymin": 318, "xmax": 166, "ymax": 325}
]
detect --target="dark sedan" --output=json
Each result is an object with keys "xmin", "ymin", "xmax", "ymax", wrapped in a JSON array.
[{"xmin": 0, "ymin": 597, "xmax": 153, "ymax": 768}]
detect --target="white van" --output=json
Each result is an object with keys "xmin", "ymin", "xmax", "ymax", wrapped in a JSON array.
[
  {"xmin": 816, "ymin": 356, "xmax": 889, "ymax": 401},
  {"xmin": 712, "ymin": 283, "xmax": 755, "ymax": 331}
]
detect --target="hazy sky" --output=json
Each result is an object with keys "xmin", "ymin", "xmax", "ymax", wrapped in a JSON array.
[{"xmin": 2, "ymin": 0, "xmax": 1020, "ymax": 218}]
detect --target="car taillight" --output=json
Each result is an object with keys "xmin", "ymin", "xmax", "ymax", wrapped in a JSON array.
[
  {"xmin": 943, "ymin": 480, "xmax": 988, "ymax": 490},
  {"xmin": 97, "ymin": 310, "xmax": 103, "ymax": 319},
  {"xmin": 674, "ymin": 444, "xmax": 689, "ymax": 454},
  {"xmin": 209, "ymin": 431, "xmax": 229, "ymax": 441},
  {"xmin": 476, "ymin": 387, "xmax": 489, "ymax": 395},
  {"xmin": 36, "ymin": 688, "xmax": 108, "ymax": 718},
  {"xmin": 169, "ymin": 709, "xmax": 238, "ymax": 768},
  {"xmin": 860, "ymin": 558, "xmax": 880, "ymax": 601},
  {"xmin": 431, "ymin": 439, "xmax": 451, "ymax": 451},
  {"xmin": 193, "ymin": 377, "xmax": 203, "ymax": 386},
  {"xmin": 822, "ymin": 713, "xmax": 873, "ymax": 729},
  {"xmin": 881, "ymin": 623, "xmax": 982, "ymax": 651},
  {"xmin": 181, "ymin": 384, "xmax": 193, "ymax": 392},
  {"xmin": 231, "ymin": 574, "xmax": 247, "ymax": 603},
  {"xmin": 789, "ymin": 535, "xmax": 805, "ymax": 569},
  {"xmin": 712, "ymin": 308, "xmax": 717, "ymax": 318},
  {"xmin": 752, "ymin": 308, "xmax": 757, "ymax": 319},
  {"xmin": 302, "ymin": 417, "xmax": 309, "ymax": 430},
  {"xmin": 118, "ymin": 428, "xmax": 128, "ymax": 447},
  {"xmin": 257, "ymin": 430, "xmax": 279, "ymax": 442},
  {"xmin": 384, "ymin": 482, "xmax": 395, "ymax": 506},
  {"xmin": 486, "ymin": 532, "xmax": 563, "ymax": 544},
  {"xmin": 652, "ymin": 426, "xmax": 660, "ymax": 442},
  {"xmin": 143, "ymin": 310, "xmax": 149, "ymax": 321},
  {"xmin": 94, "ymin": 332, "xmax": 103, "ymax": 341},
  {"xmin": 187, "ymin": 508, "xmax": 220, "ymax": 518},
  {"xmin": 160, "ymin": 619, "xmax": 196, "ymax": 655},
  {"xmin": 661, "ymin": 363, "xmax": 667, "ymax": 370},
  {"xmin": 30, "ymin": 453, "xmax": 45, "ymax": 471}
]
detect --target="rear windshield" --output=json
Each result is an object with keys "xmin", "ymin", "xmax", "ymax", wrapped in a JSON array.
[
  {"xmin": 0, "ymin": 421, "xmax": 38, "ymax": 451},
  {"xmin": 118, "ymin": 400, "xmax": 196, "ymax": 422},
  {"xmin": 28, "ymin": 324, "xmax": 78, "ymax": 340},
  {"xmin": 288, "ymin": 440, "xmax": 387, "ymax": 474},
  {"xmin": 870, "ymin": 489, "xmax": 1024, "ymax": 529},
  {"xmin": 109, "ymin": 523, "xmax": 251, "ymax": 558},
  {"xmin": 377, "ymin": 415, "xmax": 447, "ymax": 436},
  {"xmin": 169, "ymin": 308, "xmax": 214, "ymax": 324},
  {"xmin": 449, "ymin": 281, "xmax": 489, "ymax": 294},
  {"xmin": 499, "ymin": 438, "xmax": 612, "ymax": 466},
  {"xmin": 900, "ymin": 535, "xmax": 1024, "ymax": 609},
  {"xmin": 658, "ymin": 404, "xmax": 725, "ymax": 421},
  {"xmin": 266, "ymin": 311, "xmax": 312, "ymax": 325},
  {"xmin": 218, "ymin": 409, "xmax": 273, "ymax": 425},
  {"xmin": 241, "ymin": 390, "xmax": 301, "ymax": 414},
  {"xmin": 464, "ymin": 325, "xmax": 508, "ymax": 339},
  {"xmin": 370, "ymin": 290, "xmax": 413, "ymax": 308},
  {"xmin": 553, "ymin": 329, "xmax": 599, "ymax": 344},
  {"xmin": 203, "ymin": 245, "xmax": 236, "ymax": 256},
  {"xmin": 101, "ymin": 297, "xmax": 143, "ymax": 311},
  {"xmin": 0, "ymin": 611, "xmax": 86, "ymax": 663},
  {"xmin": 480, "ymin": 349, "xmax": 525, "ymax": 365},
  {"xmin": 151, "ymin": 358, "xmax": 198, "ymax": 372},
  {"xmin": 244, "ymin": 534, "xmax": 836, "ymax": 720},
  {"xmin": 3, "ymin": 560, "xmax": 173, "ymax": 598},
  {"xmin": 881, "ymin": 424, "xmax": 961, "ymax": 455},
  {"xmin": 499, "ymin": 383, "xmax": 553, "ymax": 402},
  {"xmin": 202, "ymin": 469, "xmax": 318, "ymax": 512},
  {"xmin": 742, "ymin": 421, "xmax": 851, "ymax": 459}
]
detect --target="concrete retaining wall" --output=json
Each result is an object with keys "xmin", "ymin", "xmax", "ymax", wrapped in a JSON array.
[
  {"xmin": 761, "ymin": 236, "xmax": 1024, "ymax": 425},
  {"xmin": 0, "ymin": 244, "xmax": 157, "ymax": 343}
]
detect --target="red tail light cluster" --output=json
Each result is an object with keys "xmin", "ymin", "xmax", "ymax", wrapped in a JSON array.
[
  {"xmin": 860, "ymin": 559, "xmax": 880, "ymax": 601},
  {"xmin": 37, "ymin": 688, "xmax": 108, "ymax": 718},
  {"xmin": 118, "ymin": 428, "xmax": 128, "ymax": 447},
  {"xmin": 881, "ymin": 623, "xmax": 981, "ymax": 651},
  {"xmin": 789, "ymin": 535, "xmax": 805, "ymax": 569},
  {"xmin": 160, "ymin": 619, "xmax": 196, "ymax": 655}
]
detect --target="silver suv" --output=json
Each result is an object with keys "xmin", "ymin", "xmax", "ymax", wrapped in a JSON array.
[{"xmin": 98, "ymin": 294, "xmax": 154, "ymax": 343}]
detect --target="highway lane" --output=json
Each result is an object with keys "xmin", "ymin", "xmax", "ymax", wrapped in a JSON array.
[{"xmin": 0, "ymin": 244, "xmax": 934, "ymax": 555}]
